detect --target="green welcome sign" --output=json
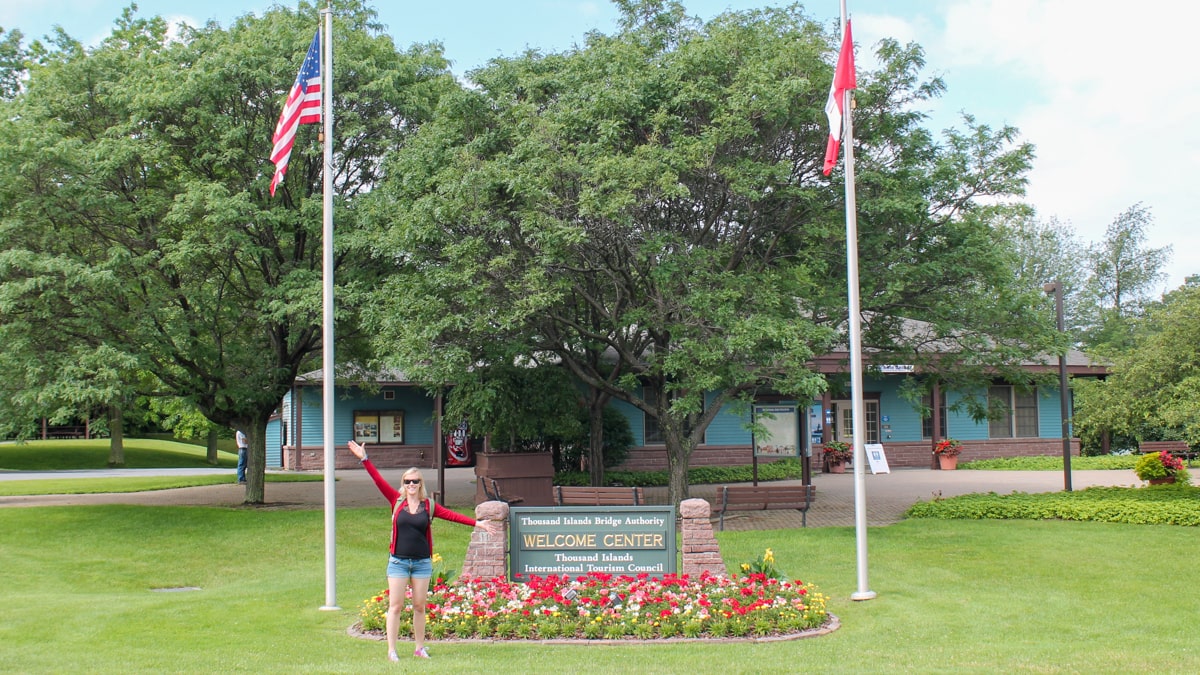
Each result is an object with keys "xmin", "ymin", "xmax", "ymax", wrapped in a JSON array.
[{"xmin": 508, "ymin": 506, "xmax": 677, "ymax": 581}]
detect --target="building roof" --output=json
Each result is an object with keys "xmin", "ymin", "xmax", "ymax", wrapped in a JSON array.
[{"xmin": 816, "ymin": 315, "xmax": 1109, "ymax": 376}]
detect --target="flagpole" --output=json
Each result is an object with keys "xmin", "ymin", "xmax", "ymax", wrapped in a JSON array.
[
  {"xmin": 319, "ymin": 5, "xmax": 339, "ymax": 612},
  {"xmin": 839, "ymin": 0, "xmax": 876, "ymax": 602}
]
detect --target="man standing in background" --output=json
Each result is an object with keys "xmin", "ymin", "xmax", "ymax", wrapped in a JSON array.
[{"xmin": 235, "ymin": 429, "xmax": 248, "ymax": 484}]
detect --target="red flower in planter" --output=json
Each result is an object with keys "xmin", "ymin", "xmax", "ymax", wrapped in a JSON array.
[
  {"xmin": 821, "ymin": 441, "xmax": 853, "ymax": 463},
  {"xmin": 933, "ymin": 439, "xmax": 963, "ymax": 457}
]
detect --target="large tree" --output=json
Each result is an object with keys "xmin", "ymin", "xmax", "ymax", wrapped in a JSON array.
[
  {"xmin": 1073, "ymin": 281, "xmax": 1200, "ymax": 448},
  {"xmin": 361, "ymin": 1, "xmax": 1043, "ymax": 503},
  {"xmin": 0, "ymin": 1, "xmax": 454, "ymax": 501},
  {"xmin": 1079, "ymin": 203, "xmax": 1172, "ymax": 352}
]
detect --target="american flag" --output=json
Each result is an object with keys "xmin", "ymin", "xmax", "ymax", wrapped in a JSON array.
[{"xmin": 269, "ymin": 31, "xmax": 322, "ymax": 197}]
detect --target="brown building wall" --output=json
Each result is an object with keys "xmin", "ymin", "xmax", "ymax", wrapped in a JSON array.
[
  {"xmin": 612, "ymin": 438, "xmax": 1080, "ymax": 473},
  {"xmin": 283, "ymin": 444, "xmax": 436, "ymax": 471}
]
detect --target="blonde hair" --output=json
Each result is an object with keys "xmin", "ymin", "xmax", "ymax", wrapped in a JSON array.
[{"xmin": 401, "ymin": 467, "xmax": 428, "ymax": 503}]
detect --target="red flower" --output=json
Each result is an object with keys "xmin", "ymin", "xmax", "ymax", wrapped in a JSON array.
[
  {"xmin": 933, "ymin": 439, "xmax": 963, "ymax": 456},
  {"xmin": 1161, "ymin": 452, "xmax": 1185, "ymax": 472}
]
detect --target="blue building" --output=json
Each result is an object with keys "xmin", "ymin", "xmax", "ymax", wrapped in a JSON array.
[{"xmin": 267, "ymin": 348, "xmax": 1105, "ymax": 472}]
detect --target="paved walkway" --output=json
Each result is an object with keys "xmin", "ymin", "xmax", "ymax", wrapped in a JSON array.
[{"xmin": 0, "ymin": 466, "xmax": 1151, "ymax": 530}]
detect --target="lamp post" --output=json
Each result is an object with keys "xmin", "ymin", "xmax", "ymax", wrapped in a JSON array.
[{"xmin": 1043, "ymin": 281, "xmax": 1073, "ymax": 491}]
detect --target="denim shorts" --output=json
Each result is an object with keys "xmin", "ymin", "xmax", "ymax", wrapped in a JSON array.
[{"xmin": 387, "ymin": 555, "xmax": 433, "ymax": 580}]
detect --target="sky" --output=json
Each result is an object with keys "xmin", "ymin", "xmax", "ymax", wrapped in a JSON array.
[{"xmin": 3, "ymin": 0, "xmax": 1193, "ymax": 291}]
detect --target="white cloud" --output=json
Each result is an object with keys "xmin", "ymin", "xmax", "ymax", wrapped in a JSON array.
[
  {"xmin": 865, "ymin": 0, "xmax": 1196, "ymax": 289},
  {"xmin": 575, "ymin": 2, "xmax": 603, "ymax": 18}
]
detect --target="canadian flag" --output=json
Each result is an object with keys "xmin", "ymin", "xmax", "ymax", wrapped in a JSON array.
[{"xmin": 823, "ymin": 20, "xmax": 857, "ymax": 176}]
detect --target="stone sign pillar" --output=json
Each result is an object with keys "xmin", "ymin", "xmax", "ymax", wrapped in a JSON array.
[
  {"xmin": 461, "ymin": 500, "xmax": 508, "ymax": 579},
  {"xmin": 680, "ymin": 498, "xmax": 727, "ymax": 577}
]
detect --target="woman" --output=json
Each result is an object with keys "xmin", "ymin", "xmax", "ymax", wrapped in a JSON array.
[{"xmin": 347, "ymin": 440, "xmax": 496, "ymax": 662}]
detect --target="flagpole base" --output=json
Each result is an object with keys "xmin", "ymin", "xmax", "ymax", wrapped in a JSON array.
[
  {"xmin": 319, "ymin": 605, "xmax": 341, "ymax": 611},
  {"xmin": 850, "ymin": 590, "xmax": 877, "ymax": 602}
]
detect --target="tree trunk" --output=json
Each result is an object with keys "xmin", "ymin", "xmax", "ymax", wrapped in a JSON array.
[
  {"xmin": 106, "ymin": 403, "xmax": 125, "ymax": 467},
  {"xmin": 666, "ymin": 441, "xmax": 689, "ymax": 505},
  {"xmin": 243, "ymin": 417, "xmax": 269, "ymax": 505},
  {"xmin": 206, "ymin": 427, "xmax": 219, "ymax": 465},
  {"xmin": 587, "ymin": 390, "xmax": 610, "ymax": 487},
  {"xmin": 664, "ymin": 420, "xmax": 694, "ymax": 504}
]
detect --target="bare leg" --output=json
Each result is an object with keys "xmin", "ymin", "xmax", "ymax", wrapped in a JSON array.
[
  {"xmin": 411, "ymin": 576, "xmax": 431, "ymax": 653},
  {"xmin": 385, "ymin": 575, "xmax": 408, "ymax": 660}
]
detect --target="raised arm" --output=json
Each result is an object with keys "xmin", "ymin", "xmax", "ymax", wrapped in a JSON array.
[{"xmin": 348, "ymin": 440, "xmax": 398, "ymax": 504}]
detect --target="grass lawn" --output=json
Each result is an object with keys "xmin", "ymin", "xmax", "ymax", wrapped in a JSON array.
[
  {"xmin": 3, "ymin": 504, "xmax": 1198, "ymax": 674},
  {"xmin": 0, "ymin": 438, "xmax": 238, "ymax": 470},
  {"xmin": 0, "ymin": 439, "xmax": 321, "ymax": 496},
  {"xmin": 0, "ymin": 473, "xmax": 322, "ymax": 497}
]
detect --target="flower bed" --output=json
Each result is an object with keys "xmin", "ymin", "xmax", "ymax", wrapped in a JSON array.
[{"xmin": 358, "ymin": 571, "xmax": 829, "ymax": 640}]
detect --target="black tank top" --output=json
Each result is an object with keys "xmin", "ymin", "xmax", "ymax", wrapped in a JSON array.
[{"xmin": 392, "ymin": 502, "xmax": 431, "ymax": 559}]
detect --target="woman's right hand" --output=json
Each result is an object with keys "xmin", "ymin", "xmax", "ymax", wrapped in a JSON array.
[{"xmin": 347, "ymin": 439, "xmax": 366, "ymax": 460}]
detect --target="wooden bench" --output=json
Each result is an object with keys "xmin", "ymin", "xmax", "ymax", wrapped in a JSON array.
[
  {"xmin": 714, "ymin": 484, "xmax": 816, "ymax": 530},
  {"xmin": 1139, "ymin": 441, "xmax": 1197, "ymax": 465},
  {"xmin": 482, "ymin": 478, "xmax": 524, "ymax": 505},
  {"xmin": 44, "ymin": 425, "xmax": 87, "ymax": 440},
  {"xmin": 554, "ymin": 485, "xmax": 644, "ymax": 506}
]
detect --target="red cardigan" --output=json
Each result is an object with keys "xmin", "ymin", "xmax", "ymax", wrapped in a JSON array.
[{"xmin": 361, "ymin": 459, "xmax": 476, "ymax": 556}]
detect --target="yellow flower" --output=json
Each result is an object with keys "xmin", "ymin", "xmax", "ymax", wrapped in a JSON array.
[
  {"xmin": 431, "ymin": 553, "xmax": 444, "ymax": 565},
  {"xmin": 764, "ymin": 548, "xmax": 775, "ymax": 563}
]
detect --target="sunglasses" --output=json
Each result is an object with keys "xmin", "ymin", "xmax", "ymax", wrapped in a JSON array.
[{"xmin": 402, "ymin": 479, "xmax": 421, "ymax": 485}]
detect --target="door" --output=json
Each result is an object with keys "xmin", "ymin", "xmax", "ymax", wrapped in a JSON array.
[{"xmin": 831, "ymin": 399, "xmax": 879, "ymax": 445}]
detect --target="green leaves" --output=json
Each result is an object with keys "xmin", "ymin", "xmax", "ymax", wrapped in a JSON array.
[{"xmin": 0, "ymin": 2, "xmax": 454, "ymax": 496}]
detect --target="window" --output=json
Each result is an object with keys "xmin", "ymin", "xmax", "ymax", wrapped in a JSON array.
[
  {"xmin": 643, "ymin": 385, "xmax": 665, "ymax": 445},
  {"xmin": 921, "ymin": 391, "xmax": 948, "ymax": 439},
  {"xmin": 864, "ymin": 400, "xmax": 880, "ymax": 444},
  {"xmin": 642, "ymin": 385, "xmax": 702, "ymax": 445},
  {"xmin": 354, "ymin": 410, "xmax": 405, "ymax": 444},
  {"xmin": 987, "ymin": 386, "xmax": 1038, "ymax": 438}
]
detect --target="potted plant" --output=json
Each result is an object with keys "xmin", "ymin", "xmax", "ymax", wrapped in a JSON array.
[
  {"xmin": 1134, "ymin": 451, "xmax": 1189, "ymax": 485},
  {"xmin": 933, "ymin": 438, "xmax": 963, "ymax": 471},
  {"xmin": 822, "ymin": 441, "xmax": 853, "ymax": 473}
]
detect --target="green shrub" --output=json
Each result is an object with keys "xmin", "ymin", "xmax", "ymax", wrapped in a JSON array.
[
  {"xmin": 905, "ymin": 484, "xmax": 1200, "ymax": 526},
  {"xmin": 961, "ymin": 455, "xmax": 1138, "ymax": 471},
  {"xmin": 1134, "ymin": 451, "xmax": 1189, "ymax": 482}
]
